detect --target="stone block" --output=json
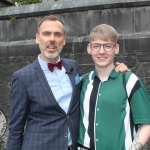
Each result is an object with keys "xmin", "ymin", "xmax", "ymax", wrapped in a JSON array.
[
  {"xmin": 11, "ymin": 56, "xmax": 27, "ymax": 63},
  {"xmin": 137, "ymin": 51, "xmax": 150, "ymax": 62},
  {"xmin": 7, "ymin": 42, "xmax": 36, "ymax": 57},
  {"xmin": 0, "ymin": 105, "xmax": 10, "ymax": 118},
  {"xmin": 104, "ymin": 0, "xmax": 124, "ymax": 4},
  {"xmin": 0, "ymin": 64, "xmax": 12, "ymax": 75},
  {"xmin": 0, "ymin": 70, "xmax": 6, "ymax": 82},
  {"xmin": 79, "ymin": 64, "xmax": 95, "ymax": 74},
  {"xmin": 87, "ymin": 8, "xmax": 134, "ymax": 35},
  {"xmin": 73, "ymin": 41, "xmax": 88, "ymax": 54},
  {"xmin": 62, "ymin": 37, "xmax": 74, "ymax": 54},
  {"xmin": 26, "ymin": 17, "xmax": 38, "ymax": 39},
  {"xmin": 0, "ymin": 0, "xmax": 13, "ymax": 9},
  {"xmin": 60, "ymin": 53, "xmax": 71, "ymax": 59},
  {"xmin": 7, "ymin": 64, "xmax": 19, "ymax": 75},
  {"xmin": 115, "ymin": 52, "xmax": 137, "ymax": 68},
  {"xmin": 73, "ymin": 53, "xmax": 93, "ymax": 65},
  {"xmin": 9, "ymin": 44, "xmax": 28, "ymax": 56},
  {"xmin": 124, "ymin": 34, "xmax": 150, "ymax": 51},
  {"xmin": 63, "ymin": 37, "xmax": 88, "ymax": 54},
  {"xmin": 135, "ymin": 7, "xmax": 150, "ymax": 33},
  {"xmin": 0, "ymin": 84, "xmax": 10, "ymax": 96},
  {"xmin": 135, "ymin": 62, "xmax": 149, "ymax": 78},
  {"xmin": 86, "ymin": 10, "xmax": 103, "ymax": 33},
  {"xmin": 0, "ymin": 63, "xmax": 17, "ymax": 82},
  {"xmin": 6, "ymin": 44, "xmax": 19, "ymax": 57},
  {"xmin": 27, "ymin": 56, "xmax": 38, "ymax": 63},
  {"xmin": 83, "ymin": 0, "xmax": 102, "ymax": 6},
  {"xmin": 9, "ymin": 18, "xmax": 26, "ymax": 41},
  {"xmin": 125, "ymin": 0, "xmax": 150, "ymax": 7},
  {"xmin": 100, "ymin": 8, "xmax": 134, "ymax": 34},
  {"xmin": 5, "ymin": 75, "xmax": 13, "ymax": 83},
  {"xmin": 103, "ymin": 0, "xmax": 125, "ymax": 9},
  {"xmin": 0, "ymin": 20, "xmax": 10, "ymax": 42},
  {"xmin": 5, "ymin": 58, "xmax": 12, "ymax": 64},
  {"xmin": 0, "ymin": 141, "xmax": 6, "ymax": 150},
  {"xmin": 0, "ymin": 45, "xmax": 8, "ymax": 57},
  {"xmin": 0, "ymin": 2, "xmax": 7, "ymax": 8},
  {"xmin": 0, "ymin": 57, "xmax": 5, "ymax": 64},
  {"xmin": 58, "ymin": 12, "xmax": 89, "ymax": 37},
  {"xmin": 17, "ymin": 62, "xmax": 30, "ymax": 70},
  {"xmin": 62, "ymin": 44, "xmax": 73, "ymax": 55},
  {"xmin": 0, "ymin": 0, "xmax": 13, "ymax": 5},
  {"xmin": 118, "ymin": 35, "xmax": 124, "ymax": 52},
  {"xmin": 27, "ymin": 43, "xmax": 40, "ymax": 56},
  {"xmin": 0, "ymin": 21, "xmax": 1, "ymax": 40},
  {"xmin": 0, "ymin": 96, "xmax": 9, "ymax": 105},
  {"xmin": 145, "ymin": 77, "xmax": 150, "ymax": 94}
]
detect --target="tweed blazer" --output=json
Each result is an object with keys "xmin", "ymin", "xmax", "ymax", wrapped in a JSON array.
[{"xmin": 6, "ymin": 58, "xmax": 81, "ymax": 150}]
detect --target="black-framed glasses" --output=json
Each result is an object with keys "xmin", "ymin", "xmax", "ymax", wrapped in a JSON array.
[{"xmin": 90, "ymin": 43, "xmax": 116, "ymax": 52}]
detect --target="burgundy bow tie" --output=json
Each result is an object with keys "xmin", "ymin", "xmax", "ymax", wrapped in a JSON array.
[{"xmin": 48, "ymin": 60, "xmax": 62, "ymax": 72}]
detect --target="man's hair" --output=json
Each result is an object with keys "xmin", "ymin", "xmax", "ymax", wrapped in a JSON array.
[
  {"xmin": 89, "ymin": 24, "xmax": 118, "ymax": 44},
  {"xmin": 37, "ymin": 15, "xmax": 65, "ymax": 34}
]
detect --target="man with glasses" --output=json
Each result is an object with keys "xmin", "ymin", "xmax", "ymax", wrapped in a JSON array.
[{"xmin": 77, "ymin": 24, "xmax": 150, "ymax": 150}]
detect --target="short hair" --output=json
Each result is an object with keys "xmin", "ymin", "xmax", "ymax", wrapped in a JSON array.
[
  {"xmin": 37, "ymin": 15, "xmax": 65, "ymax": 35},
  {"xmin": 89, "ymin": 24, "xmax": 118, "ymax": 44}
]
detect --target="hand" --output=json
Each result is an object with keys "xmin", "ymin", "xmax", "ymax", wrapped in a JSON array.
[
  {"xmin": 129, "ymin": 125, "xmax": 150, "ymax": 150},
  {"xmin": 115, "ymin": 62, "xmax": 131, "ymax": 72}
]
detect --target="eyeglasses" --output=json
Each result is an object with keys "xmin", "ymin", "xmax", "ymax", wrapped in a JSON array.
[{"xmin": 90, "ymin": 43, "xmax": 116, "ymax": 52}]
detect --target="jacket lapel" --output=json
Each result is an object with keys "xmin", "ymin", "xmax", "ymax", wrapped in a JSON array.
[
  {"xmin": 62, "ymin": 59, "xmax": 77, "ymax": 113},
  {"xmin": 62, "ymin": 58, "xmax": 76, "ymax": 90}
]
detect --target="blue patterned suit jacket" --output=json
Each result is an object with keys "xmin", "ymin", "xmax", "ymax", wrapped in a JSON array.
[{"xmin": 6, "ymin": 58, "xmax": 81, "ymax": 150}]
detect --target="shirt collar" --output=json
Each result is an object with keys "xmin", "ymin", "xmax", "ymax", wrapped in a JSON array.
[
  {"xmin": 38, "ymin": 54, "xmax": 61, "ymax": 69},
  {"xmin": 92, "ymin": 65, "xmax": 117, "ymax": 80}
]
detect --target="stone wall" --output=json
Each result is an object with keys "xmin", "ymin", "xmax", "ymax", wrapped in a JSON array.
[
  {"xmin": 0, "ymin": 3, "xmax": 8, "ymax": 8},
  {"xmin": 0, "ymin": 0, "xmax": 150, "ymax": 149},
  {"xmin": 42, "ymin": 0, "xmax": 56, "ymax": 2},
  {"xmin": 0, "ymin": 0, "xmax": 13, "ymax": 8}
]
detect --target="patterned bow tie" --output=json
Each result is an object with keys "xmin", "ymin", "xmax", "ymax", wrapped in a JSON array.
[{"xmin": 48, "ymin": 60, "xmax": 62, "ymax": 72}]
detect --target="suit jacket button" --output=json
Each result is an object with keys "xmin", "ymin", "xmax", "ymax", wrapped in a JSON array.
[{"xmin": 64, "ymin": 134, "xmax": 68, "ymax": 137}]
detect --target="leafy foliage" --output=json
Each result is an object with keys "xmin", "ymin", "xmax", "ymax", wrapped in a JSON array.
[{"xmin": 12, "ymin": 0, "xmax": 42, "ymax": 6}]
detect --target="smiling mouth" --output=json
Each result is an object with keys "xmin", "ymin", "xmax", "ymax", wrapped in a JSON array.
[{"xmin": 98, "ymin": 57, "xmax": 106, "ymax": 60}]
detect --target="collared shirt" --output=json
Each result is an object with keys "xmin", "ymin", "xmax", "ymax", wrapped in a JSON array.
[
  {"xmin": 38, "ymin": 55, "xmax": 73, "ymax": 145},
  {"xmin": 78, "ymin": 69, "xmax": 150, "ymax": 150}
]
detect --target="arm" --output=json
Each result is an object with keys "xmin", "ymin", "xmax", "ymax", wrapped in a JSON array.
[
  {"xmin": 6, "ymin": 72, "xmax": 29, "ymax": 150},
  {"xmin": 129, "ymin": 124, "xmax": 150, "ymax": 150},
  {"xmin": 115, "ymin": 62, "xmax": 131, "ymax": 72}
]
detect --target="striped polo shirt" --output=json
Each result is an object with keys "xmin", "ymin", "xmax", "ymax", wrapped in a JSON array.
[{"xmin": 78, "ymin": 69, "xmax": 150, "ymax": 150}]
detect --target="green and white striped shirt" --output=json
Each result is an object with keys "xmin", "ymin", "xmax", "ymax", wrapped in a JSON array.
[{"xmin": 78, "ymin": 69, "xmax": 150, "ymax": 150}]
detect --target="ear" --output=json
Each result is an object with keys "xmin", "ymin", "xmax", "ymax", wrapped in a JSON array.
[
  {"xmin": 35, "ymin": 33, "xmax": 39, "ymax": 44},
  {"xmin": 63, "ymin": 35, "xmax": 66, "ymax": 46},
  {"xmin": 115, "ymin": 44, "xmax": 119, "ymax": 55},
  {"xmin": 87, "ymin": 43, "xmax": 92, "ymax": 54}
]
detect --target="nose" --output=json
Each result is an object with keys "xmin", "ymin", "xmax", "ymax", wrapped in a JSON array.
[
  {"xmin": 99, "ymin": 45, "xmax": 105, "ymax": 54},
  {"xmin": 49, "ymin": 34, "xmax": 55, "ymax": 42}
]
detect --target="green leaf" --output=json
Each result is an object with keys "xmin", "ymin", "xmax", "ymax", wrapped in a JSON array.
[{"xmin": 13, "ymin": 0, "xmax": 42, "ymax": 5}]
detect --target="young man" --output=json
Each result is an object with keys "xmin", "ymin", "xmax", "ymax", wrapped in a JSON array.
[
  {"xmin": 78, "ymin": 24, "xmax": 150, "ymax": 150},
  {"xmin": 6, "ymin": 15, "xmax": 129, "ymax": 150}
]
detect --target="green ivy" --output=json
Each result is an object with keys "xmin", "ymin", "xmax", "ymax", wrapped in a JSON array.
[{"xmin": 12, "ymin": 0, "xmax": 42, "ymax": 5}]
